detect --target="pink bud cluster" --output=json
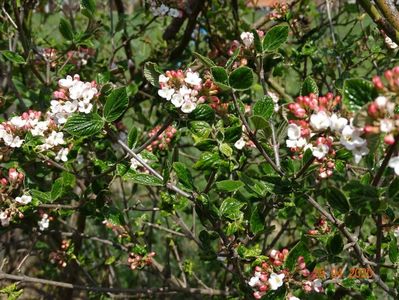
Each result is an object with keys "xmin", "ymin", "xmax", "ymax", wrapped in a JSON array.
[
  {"xmin": 288, "ymin": 93, "xmax": 341, "ymax": 119},
  {"xmin": 128, "ymin": 251, "xmax": 156, "ymax": 270},
  {"xmin": 373, "ymin": 66, "xmax": 399, "ymax": 92},
  {"xmin": 66, "ymin": 47, "xmax": 95, "ymax": 67},
  {"xmin": 269, "ymin": 2, "xmax": 289, "ymax": 20},
  {"xmin": 146, "ymin": 125, "xmax": 177, "ymax": 151},
  {"xmin": 49, "ymin": 240, "xmax": 70, "ymax": 268},
  {"xmin": 307, "ymin": 218, "xmax": 331, "ymax": 235},
  {"xmin": 0, "ymin": 168, "xmax": 24, "ymax": 190}
]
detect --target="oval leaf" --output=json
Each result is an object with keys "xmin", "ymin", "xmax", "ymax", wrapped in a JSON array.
[
  {"xmin": 263, "ymin": 25, "xmax": 289, "ymax": 52},
  {"xmin": 104, "ymin": 87, "xmax": 128, "ymax": 122},
  {"xmin": 64, "ymin": 113, "xmax": 104, "ymax": 137},
  {"xmin": 229, "ymin": 66, "xmax": 253, "ymax": 90}
]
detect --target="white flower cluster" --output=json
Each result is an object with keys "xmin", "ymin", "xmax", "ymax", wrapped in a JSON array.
[
  {"xmin": 240, "ymin": 32, "xmax": 254, "ymax": 48},
  {"xmin": 158, "ymin": 70, "xmax": 203, "ymax": 113},
  {"xmin": 286, "ymin": 111, "xmax": 369, "ymax": 163},
  {"xmin": 49, "ymin": 74, "xmax": 97, "ymax": 124},
  {"xmin": 149, "ymin": 2, "xmax": 181, "ymax": 18}
]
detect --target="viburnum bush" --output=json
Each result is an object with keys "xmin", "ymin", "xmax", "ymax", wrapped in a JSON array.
[{"xmin": 2, "ymin": 0, "xmax": 399, "ymax": 299}]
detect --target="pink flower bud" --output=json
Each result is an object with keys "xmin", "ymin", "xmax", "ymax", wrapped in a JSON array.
[
  {"xmin": 253, "ymin": 291, "xmax": 262, "ymax": 299},
  {"xmin": 260, "ymin": 274, "xmax": 268, "ymax": 282},
  {"xmin": 8, "ymin": 168, "xmax": 18, "ymax": 182},
  {"xmin": 259, "ymin": 285, "xmax": 268, "ymax": 292},
  {"xmin": 273, "ymin": 260, "xmax": 282, "ymax": 266},
  {"xmin": 301, "ymin": 269, "xmax": 310, "ymax": 277},
  {"xmin": 0, "ymin": 178, "xmax": 8, "ymax": 186},
  {"xmin": 255, "ymin": 266, "xmax": 262, "ymax": 272},
  {"xmin": 384, "ymin": 134, "xmax": 395, "ymax": 145},
  {"xmin": 368, "ymin": 103, "xmax": 379, "ymax": 117},
  {"xmin": 373, "ymin": 76, "xmax": 384, "ymax": 89}
]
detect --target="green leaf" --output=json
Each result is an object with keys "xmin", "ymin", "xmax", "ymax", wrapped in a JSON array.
[
  {"xmin": 51, "ymin": 172, "xmax": 76, "ymax": 200},
  {"xmin": 189, "ymin": 121, "xmax": 211, "ymax": 138},
  {"xmin": 219, "ymin": 143, "xmax": 233, "ymax": 157},
  {"xmin": 211, "ymin": 66, "xmax": 228, "ymax": 85},
  {"xmin": 143, "ymin": 62, "xmax": 162, "ymax": 87},
  {"xmin": 344, "ymin": 180, "xmax": 379, "ymax": 215},
  {"xmin": 193, "ymin": 52, "xmax": 216, "ymax": 68},
  {"xmin": 250, "ymin": 206, "xmax": 265, "ymax": 234},
  {"xmin": 327, "ymin": 234, "xmax": 344, "ymax": 255},
  {"xmin": 103, "ymin": 87, "xmax": 128, "ymax": 122},
  {"xmin": 64, "ymin": 113, "xmax": 104, "ymax": 137},
  {"xmin": 301, "ymin": 76, "xmax": 319, "ymax": 96},
  {"xmin": 128, "ymin": 127, "xmax": 139, "ymax": 149},
  {"xmin": 81, "ymin": 0, "xmax": 96, "ymax": 17},
  {"xmin": 284, "ymin": 241, "xmax": 311, "ymax": 271},
  {"xmin": 342, "ymin": 79, "xmax": 378, "ymax": 112},
  {"xmin": 252, "ymin": 29, "xmax": 263, "ymax": 52},
  {"xmin": 31, "ymin": 189, "xmax": 52, "ymax": 204},
  {"xmin": 190, "ymin": 104, "xmax": 215, "ymax": 122},
  {"xmin": 263, "ymin": 25, "xmax": 289, "ymax": 52},
  {"xmin": 59, "ymin": 18, "xmax": 74, "ymax": 40},
  {"xmin": 228, "ymin": 66, "xmax": 253, "ymax": 90},
  {"xmin": 173, "ymin": 162, "xmax": 194, "ymax": 190},
  {"xmin": 193, "ymin": 152, "xmax": 220, "ymax": 170},
  {"xmin": 1, "ymin": 50, "xmax": 25, "ymax": 64},
  {"xmin": 253, "ymin": 96, "xmax": 274, "ymax": 119},
  {"xmin": 225, "ymin": 48, "xmax": 239, "ymax": 70},
  {"xmin": 123, "ymin": 172, "xmax": 163, "ymax": 186},
  {"xmin": 219, "ymin": 197, "xmax": 245, "ymax": 220},
  {"xmin": 389, "ymin": 236, "xmax": 398, "ymax": 263},
  {"xmin": 324, "ymin": 187, "xmax": 350, "ymax": 213},
  {"xmin": 250, "ymin": 115, "xmax": 269, "ymax": 130},
  {"xmin": 216, "ymin": 180, "xmax": 244, "ymax": 192}
]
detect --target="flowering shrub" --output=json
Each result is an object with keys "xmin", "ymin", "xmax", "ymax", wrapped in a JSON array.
[{"xmin": 2, "ymin": 1, "xmax": 399, "ymax": 299}]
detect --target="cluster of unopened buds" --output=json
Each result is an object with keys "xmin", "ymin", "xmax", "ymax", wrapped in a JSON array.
[
  {"xmin": 286, "ymin": 92, "xmax": 369, "ymax": 178},
  {"xmin": 50, "ymin": 240, "xmax": 70, "ymax": 268},
  {"xmin": 66, "ymin": 47, "xmax": 95, "ymax": 67},
  {"xmin": 148, "ymin": 1, "xmax": 182, "ymax": 18},
  {"xmin": 366, "ymin": 67, "xmax": 399, "ymax": 175},
  {"xmin": 37, "ymin": 48, "xmax": 57, "ymax": 68},
  {"xmin": 103, "ymin": 219, "xmax": 129, "ymax": 238},
  {"xmin": 307, "ymin": 218, "xmax": 331, "ymax": 235},
  {"xmin": 158, "ymin": 69, "xmax": 218, "ymax": 113},
  {"xmin": 146, "ymin": 125, "xmax": 177, "ymax": 151},
  {"xmin": 269, "ymin": 1, "xmax": 288, "ymax": 20},
  {"xmin": 128, "ymin": 251, "xmax": 156, "ymax": 270}
]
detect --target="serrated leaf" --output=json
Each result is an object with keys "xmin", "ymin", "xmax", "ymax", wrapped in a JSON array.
[
  {"xmin": 229, "ymin": 66, "xmax": 253, "ymax": 90},
  {"xmin": 343, "ymin": 79, "xmax": 378, "ymax": 112},
  {"xmin": 103, "ymin": 87, "xmax": 128, "ymax": 122},
  {"xmin": 81, "ymin": 0, "xmax": 96, "ymax": 16},
  {"xmin": 173, "ymin": 162, "xmax": 194, "ymax": 190},
  {"xmin": 219, "ymin": 197, "xmax": 245, "ymax": 220},
  {"xmin": 263, "ymin": 25, "xmax": 289, "ymax": 52},
  {"xmin": 59, "ymin": 18, "xmax": 74, "ymax": 40},
  {"xmin": 211, "ymin": 66, "xmax": 228, "ymax": 85},
  {"xmin": 301, "ymin": 76, "xmax": 319, "ymax": 96},
  {"xmin": 193, "ymin": 52, "xmax": 215, "ymax": 68},
  {"xmin": 324, "ymin": 187, "xmax": 350, "ymax": 213},
  {"xmin": 189, "ymin": 104, "xmax": 215, "ymax": 122},
  {"xmin": 1, "ymin": 50, "xmax": 25, "ymax": 64},
  {"xmin": 64, "ymin": 113, "xmax": 104, "ymax": 136},
  {"xmin": 216, "ymin": 180, "xmax": 244, "ymax": 192},
  {"xmin": 250, "ymin": 206, "xmax": 265, "ymax": 234},
  {"xmin": 327, "ymin": 234, "xmax": 344, "ymax": 255},
  {"xmin": 219, "ymin": 143, "xmax": 233, "ymax": 157},
  {"xmin": 252, "ymin": 29, "xmax": 263, "ymax": 52},
  {"xmin": 143, "ymin": 62, "xmax": 162, "ymax": 87},
  {"xmin": 250, "ymin": 115, "xmax": 269, "ymax": 130},
  {"xmin": 253, "ymin": 96, "xmax": 274, "ymax": 119},
  {"xmin": 123, "ymin": 172, "xmax": 163, "ymax": 186},
  {"xmin": 128, "ymin": 127, "xmax": 139, "ymax": 149}
]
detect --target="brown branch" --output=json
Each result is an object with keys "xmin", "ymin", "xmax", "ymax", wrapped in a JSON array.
[{"xmin": 375, "ymin": 0, "xmax": 399, "ymax": 32}]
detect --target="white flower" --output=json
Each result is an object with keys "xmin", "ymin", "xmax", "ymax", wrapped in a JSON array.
[
  {"xmin": 181, "ymin": 100, "xmax": 197, "ymax": 113},
  {"xmin": 38, "ymin": 214, "xmax": 50, "ymax": 231},
  {"xmin": 184, "ymin": 70, "xmax": 202, "ymax": 86},
  {"xmin": 31, "ymin": 121, "xmax": 50, "ymax": 136},
  {"xmin": 287, "ymin": 124, "xmax": 301, "ymax": 140},
  {"xmin": 234, "ymin": 137, "xmax": 246, "ymax": 150},
  {"xmin": 50, "ymin": 100, "xmax": 63, "ymax": 114},
  {"xmin": 63, "ymin": 101, "xmax": 78, "ymax": 114},
  {"xmin": 0, "ymin": 211, "xmax": 10, "ymax": 227},
  {"xmin": 82, "ymin": 85, "xmax": 98, "ymax": 102},
  {"xmin": 248, "ymin": 275, "xmax": 260, "ymax": 287},
  {"xmin": 10, "ymin": 116, "xmax": 27, "ymax": 128},
  {"xmin": 340, "ymin": 125, "xmax": 366, "ymax": 151},
  {"xmin": 240, "ymin": 32, "xmax": 254, "ymax": 48},
  {"xmin": 55, "ymin": 148, "xmax": 69, "ymax": 162},
  {"xmin": 380, "ymin": 119, "xmax": 394, "ymax": 133},
  {"xmin": 171, "ymin": 93, "xmax": 184, "ymax": 107},
  {"xmin": 313, "ymin": 279, "xmax": 323, "ymax": 292},
  {"xmin": 158, "ymin": 4, "xmax": 169, "ymax": 15},
  {"xmin": 310, "ymin": 111, "xmax": 331, "ymax": 131},
  {"xmin": 58, "ymin": 75, "xmax": 75, "ymax": 88},
  {"xmin": 312, "ymin": 143, "xmax": 329, "ymax": 159},
  {"xmin": 385, "ymin": 36, "xmax": 398, "ymax": 49},
  {"xmin": 389, "ymin": 156, "xmax": 399, "ymax": 175},
  {"xmin": 375, "ymin": 96, "xmax": 388, "ymax": 108},
  {"xmin": 352, "ymin": 143, "xmax": 369, "ymax": 164},
  {"xmin": 78, "ymin": 100, "xmax": 93, "ymax": 114},
  {"xmin": 69, "ymin": 81, "xmax": 87, "ymax": 100},
  {"xmin": 44, "ymin": 131, "xmax": 65, "ymax": 148},
  {"xmin": 158, "ymin": 87, "xmax": 175, "ymax": 100},
  {"xmin": 15, "ymin": 195, "xmax": 32, "ymax": 205},
  {"xmin": 159, "ymin": 74, "xmax": 169, "ymax": 84},
  {"xmin": 168, "ymin": 8, "xmax": 180, "ymax": 18},
  {"xmin": 3, "ymin": 134, "xmax": 24, "ymax": 148},
  {"xmin": 288, "ymin": 297, "xmax": 300, "ymax": 300},
  {"xmin": 329, "ymin": 114, "xmax": 348, "ymax": 132},
  {"xmin": 130, "ymin": 154, "xmax": 147, "ymax": 170},
  {"xmin": 286, "ymin": 137, "xmax": 307, "ymax": 148},
  {"xmin": 268, "ymin": 273, "xmax": 285, "ymax": 290}
]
